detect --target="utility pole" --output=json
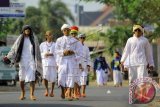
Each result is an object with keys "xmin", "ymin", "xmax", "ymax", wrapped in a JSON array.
[{"xmin": 75, "ymin": 0, "xmax": 80, "ymax": 26}]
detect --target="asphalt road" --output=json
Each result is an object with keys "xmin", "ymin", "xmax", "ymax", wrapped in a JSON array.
[{"xmin": 0, "ymin": 84, "xmax": 150, "ymax": 107}]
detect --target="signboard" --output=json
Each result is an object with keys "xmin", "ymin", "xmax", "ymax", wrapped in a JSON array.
[
  {"xmin": 0, "ymin": 0, "xmax": 10, "ymax": 7},
  {"xmin": 0, "ymin": 0, "xmax": 25, "ymax": 18}
]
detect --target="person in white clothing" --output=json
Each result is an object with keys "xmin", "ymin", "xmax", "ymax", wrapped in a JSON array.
[
  {"xmin": 121, "ymin": 25, "xmax": 154, "ymax": 83},
  {"xmin": 55, "ymin": 24, "xmax": 82, "ymax": 100},
  {"xmin": 40, "ymin": 31, "xmax": 57, "ymax": 97},
  {"xmin": 4, "ymin": 25, "xmax": 42, "ymax": 101},
  {"xmin": 78, "ymin": 33, "xmax": 91, "ymax": 97},
  {"xmin": 70, "ymin": 26, "xmax": 82, "ymax": 99}
]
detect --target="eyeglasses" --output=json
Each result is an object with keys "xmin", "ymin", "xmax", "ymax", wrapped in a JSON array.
[
  {"xmin": 71, "ymin": 33, "xmax": 77, "ymax": 35},
  {"xmin": 134, "ymin": 29, "xmax": 141, "ymax": 32},
  {"xmin": 80, "ymin": 37, "xmax": 85, "ymax": 39}
]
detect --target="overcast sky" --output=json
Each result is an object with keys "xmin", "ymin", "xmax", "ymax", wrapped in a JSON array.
[
  {"xmin": 24, "ymin": 0, "xmax": 104, "ymax": 12},
  {"xmin": 13, "ymin": 0, "xmax": 104, "ymax": 24}
]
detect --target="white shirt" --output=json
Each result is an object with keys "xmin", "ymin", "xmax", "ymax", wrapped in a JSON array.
[
  {"xmin": 40, "ymin": 41, "xmax": 57, "ymax": 66},
  {"xmin": 121, "ymin": 35, "xmax": 154, "ymax": 66},
  {"xmin": 55, "ymin": 35, "xmax": 82, "ymax": 65},
  {"xmin": 20, "ymin": 37, "xmax": 34, "ymax": 66},
  {"xmin": 81, "ymin": 43, "xmax": 91, "ymax": 76},
  {"xmin": 81, "ymin": 44, "xmax": 90, "ymax": 67}
]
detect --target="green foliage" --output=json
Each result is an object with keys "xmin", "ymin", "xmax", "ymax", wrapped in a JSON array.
[
  {"xmin": 38, "ymin": 0, "xmax": 74, "ymax": 39},
  {"xmin": 1, "ymin": 0, "xmax": 74, "ymax": 42},
  {"xmin": 83, "ymin": 0, "xmax": 160, "ymax": 54},
  {"xmin": 106, "ymin": 25, "xmax": 132, "ymax": 54},
  {"xmin": 0, "ymin": 18, "xmax": 14, "ymax": 39}
]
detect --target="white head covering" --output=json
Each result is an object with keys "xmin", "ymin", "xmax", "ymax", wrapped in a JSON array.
[
  {"xmin": 61, "ymin": 24, "xmax": 70, "ymax": 31},
  {"xmin": 78, "ymin": 33, "xmax": 86, "ymax": 38}
]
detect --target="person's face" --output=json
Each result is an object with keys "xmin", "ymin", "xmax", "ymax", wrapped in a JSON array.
[
  {"xmin": 134, "ymin": 29, "xmax": 143, "ymax": 37},
  {"xmin": 62, "ymin": 28, "xmax": 70, "ymax": 36},
  {"xmin": 24, "ymin": 29, "xmax": 31, "ymax": 36},
  {"xmin": 79, "ymin": 37, "xmax": 85, "ymax": 42},
  {"xmin": 114, "ymin": 53, "xmax": 119, "ymax": 58},
  {"xmin": 71, "ymin": 32, "xmax": 78, "ymax": 38},
  {"xmin": 45, "ymin": 31, "xmax": 52, "ymax": 41}
]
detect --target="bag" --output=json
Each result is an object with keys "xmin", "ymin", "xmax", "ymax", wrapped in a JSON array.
[{"xmin": 35, "ymin": 71, "xmax": 42, "ymax": 86}]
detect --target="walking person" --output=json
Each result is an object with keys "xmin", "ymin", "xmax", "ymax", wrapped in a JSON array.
[
  {"xmin": 3, "ymin": 25, "xmax": 42, "ymax": 100},
  {"xmin": 121, "ymin": 24, "xmax": 154, "ymax": 84},
  {"xmin": 94, "ymin": 52, "xmax": 111, "ymax": 86},
  {"xmin": 55, "ymin": 24, "xmax": 82, "ymax": 101},
  {"xmin": 40, "ymin": 31, "xmax": 57, "ymax": 97},
  {"xmin": 70, "ymin": 25, "xmax": 82, "ymax": 99},
  {"xmin": 78, "ymin": 33, "xmax": 91, "ymax": 97},
  {"xmin": 111, "ymin": 51, "xmax": 123, "ymax": 87}
]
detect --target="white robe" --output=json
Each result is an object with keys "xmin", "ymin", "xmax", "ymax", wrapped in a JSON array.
[
  {"xmin": 74, "ymin": 41, "xmax": 83, "ymax": 85},
  {"xmin": 80, "ymin": 44, "xmax": 91, "ymax": 85},
  {"xmin": 121, "ymin": 36, "xmax": 154, "ymax": 67},
  {"xmin": 121, "ymin": 35, "xmax": 154, "ymax": 83},
  {"xmin": 40, "ymin": 41, "xmax": 57, "ymax": 82},
  {"xmin": 19, "ymin": 37, "xmax": 36, "ymax": 82},
  {"xmin": 55, "ymin": 35, "xmax": 81, "ymax": 88},
  {"xmin": 96, "ymin": 69, "xmax": 108, "ymax": 86}
]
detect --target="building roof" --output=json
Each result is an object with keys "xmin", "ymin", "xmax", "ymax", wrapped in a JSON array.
[{"xmin": 79, "ymin": 5, "xmax": 113, "ymax": 26}]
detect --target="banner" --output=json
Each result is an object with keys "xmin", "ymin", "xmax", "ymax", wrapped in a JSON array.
[{"xmin": 0, "ymin": 0, "xmax": 25, "ymax": 18}]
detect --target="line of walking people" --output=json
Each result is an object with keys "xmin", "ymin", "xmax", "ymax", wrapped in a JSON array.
[{"xmin": 3, "ymin": 24, "xmax": 91, "ymax": 101}]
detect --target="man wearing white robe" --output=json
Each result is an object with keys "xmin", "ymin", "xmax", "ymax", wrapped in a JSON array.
[
  {"xmin": 55, "ymin": 24, "xmax": 82, "ymax": 100},
  {"xmin": 40, "ymin": 31, "xmax": 57, "ymax": 97},
  {"xmin": 121, "ymin": 25, "xmax": 154, "ymax": 83}
]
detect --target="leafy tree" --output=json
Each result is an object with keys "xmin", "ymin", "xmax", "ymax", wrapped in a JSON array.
[
  {"xmin": 83, "ymin": 0, "xmax": 160, "ymax": 54},
  {"xmin": 39, "ymin": 0, "xmax": 74, "ymax": 38},
  {"xmin": 0, "ymin": 18, "xmax": 14, "ymax": 40},
  {"xmin": 7, "ymin": 0, "xmax": 74, "ymax": 42}
]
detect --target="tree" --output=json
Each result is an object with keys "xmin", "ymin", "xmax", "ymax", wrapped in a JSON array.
[
  {"xmin": 83, "ymin": 0, "xmax": 160, "ymax": 54},
  {"xmin": 39, "ymin": 0, "xmax": 74, "ymax": 38},
  {"xmin": 0, "ymin": 18, "xmax": 14, "ymax": 40},
  {"xmin": 8, "ymin": 0, "xmax": 74, "ymax": 42}
]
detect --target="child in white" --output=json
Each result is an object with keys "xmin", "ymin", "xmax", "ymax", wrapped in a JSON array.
[
  {"xmin": 40, "ymin": 31, "xmax": 57, "ymax": 97},
  {"xmin": 78, "ymin": 33, "xmax": 91, "ymax": 97}
]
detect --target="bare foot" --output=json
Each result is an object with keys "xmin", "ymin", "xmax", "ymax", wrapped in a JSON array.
[
  {"xmin": 49, "ymin": 93, "xmax": 54, "ymax": 97},
  {"xmin": 19, "ymin": 96, "xmax": 25, "ymax": 100},
  {"xmin": 30, "ymin": 96, "xmax": 36, "ymax": 101},
  {"xmin": 44, "ymin": 92, "xmax": 48, "ymax": 97}
]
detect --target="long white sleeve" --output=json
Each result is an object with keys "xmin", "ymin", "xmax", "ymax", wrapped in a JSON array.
[
  {"xmin": 55, "ymin": 38, "xmax": 64, "ymax": 56},
  {"xmin": 86, "ymin": 46, "xmax": 91, "ymax": 66},
  {"xmin": 121, "ymin": 39, "xmax": 131, "ymax": 63},
  {"xmin": 39, "ymin": 43, "xmax": 46, "ymax": 59},
  {"xmin": 74, "ymin": 41, "xmax": 83, "ymax": 65}
]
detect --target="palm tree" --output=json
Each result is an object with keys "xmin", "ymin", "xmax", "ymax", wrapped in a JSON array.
[{"xmin": 39, "ymin": 0, "xmax": 74, "ymax": 38}]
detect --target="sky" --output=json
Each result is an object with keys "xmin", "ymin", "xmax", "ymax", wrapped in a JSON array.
[
  {"xmin": 24, "ymin": 0, "xmax": 105, "ymax": 12},
  {"xmin": 9, "ymin": 0, "xmax": 105, "ymax": 24}
]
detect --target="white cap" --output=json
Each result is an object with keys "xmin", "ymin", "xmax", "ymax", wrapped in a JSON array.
[
  {"xmin": 78, "ymin": 33, "xmax": 86, "ymax": 38},
  {"xmin": 61, "ymin": 24, "xmax": 70, "ymax": 31}
]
